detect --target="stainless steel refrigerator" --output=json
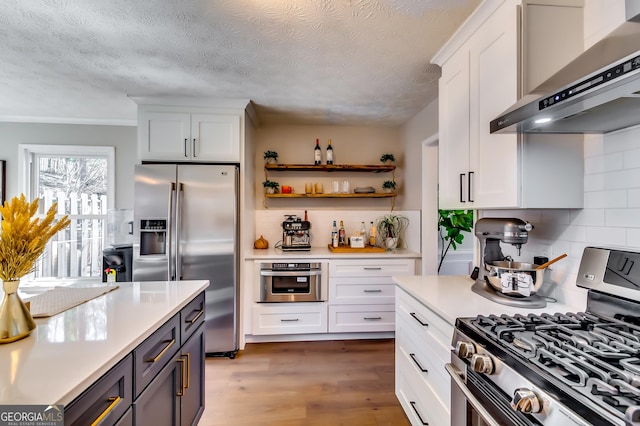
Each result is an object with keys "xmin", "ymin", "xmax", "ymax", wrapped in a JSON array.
[{"xmin": 132, "ymin": 164, "xmax": 238, "ymax": 357}]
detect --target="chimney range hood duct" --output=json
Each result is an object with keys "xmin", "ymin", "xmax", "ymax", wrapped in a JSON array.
[{"xmin": 491, "ymin": 1, "xmax": 640, "ymax": 135}]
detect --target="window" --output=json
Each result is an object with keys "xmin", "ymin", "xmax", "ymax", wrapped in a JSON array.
[{"xmin": 19, "ymin": 145, "xmax": 115, "ymax": 281}]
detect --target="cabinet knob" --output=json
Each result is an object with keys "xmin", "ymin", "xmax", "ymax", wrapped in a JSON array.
[
  {"xmin": 511, "ymin": 388, "xmax": 542, "ymax": 414},
  {"xmin": 470, "ymin": 353, "xmax": 493, "ymax": 374}
]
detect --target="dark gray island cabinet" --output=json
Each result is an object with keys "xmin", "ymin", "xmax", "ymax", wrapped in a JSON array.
[{"xmin": 64, "ymin": 292, "xmax": 205, "ymax": 426}]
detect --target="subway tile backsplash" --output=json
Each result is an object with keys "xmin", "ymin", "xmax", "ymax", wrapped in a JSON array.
[{"xmin": 483, "ymin": 125, "xmax": 640, "ymax": 307}]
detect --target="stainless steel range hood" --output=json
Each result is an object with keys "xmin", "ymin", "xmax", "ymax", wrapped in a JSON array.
[{"xmin": 491, "ymin": 1, "xmax": 640, "ymax": 134}]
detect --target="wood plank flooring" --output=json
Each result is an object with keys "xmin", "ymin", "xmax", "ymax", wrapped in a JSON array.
[{"xmin": 200, "ymin": 339, "xmax": 410, "ymax": 426}]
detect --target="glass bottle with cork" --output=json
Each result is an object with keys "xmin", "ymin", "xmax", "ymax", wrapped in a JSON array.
[
  {"xmin": 331, "ymin": 220, "xmax": 338, "ymax": 248},
  {"xmin": 338, "ymin": 220, "xmax": 346, "ymax": 246},
  {"xmin": 314, "ymin": 139, "xmax": 321, "ymax": 165},
  {"xmin": 326, "ymin": 138, "xmax": 334, "ymax": 165}
]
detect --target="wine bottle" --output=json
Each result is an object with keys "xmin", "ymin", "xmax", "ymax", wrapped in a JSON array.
[
  {"xmin": 326, "ymin": 138, "xmax": 334, "ymax": 165},
  {"xmin": 338, "ymin": 220, "xmax": 346, "ymax": 245},
  {"xmin": 314, "ymin": 139, "xmax": 321, "ymax": 165},
  {"xmin": 331, "ymin": 220, "xmax": 338, "ymax": 247}
]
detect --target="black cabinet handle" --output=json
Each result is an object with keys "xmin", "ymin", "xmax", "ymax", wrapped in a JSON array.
[
  {"xmin": 410, "ymin": 312, "xmax": 429, "ymax": 327},
  {"xmin": 459, "ymin": 173, "xmax": 466, "ymax": 203},
  {"xmin": 184, "ymin": 138, "xmax": 188, "ymax": 157},
  {"xmin": 409, "ymin": 353, "xmax": 428, "ymax": 373},
  {"xmin": 409, "ymin": 401, "xmax": 429, "ymax": 425},
  {"xmin": 468, "ymin": 171, "xmax": 474, "ymax": 202},
  {"xmin": 364, "ymin": 316, "xmax": 382, "ymax": 320}
]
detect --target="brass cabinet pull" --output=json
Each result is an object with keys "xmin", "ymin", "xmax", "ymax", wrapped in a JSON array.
[
  {"xmin": 90, "ymin": 396, "xmax": 121, "ymax": 426},
  {"xmin": 185, "ymin": 352, "xmax": 191, "ymax": 389},
  {"xmin": 177, "ymin": 358, "xmax": 186, "ymax": 396},
  {"xmin": 146, "ymin": 339, "xmax": 175, "ymax": 363},
  {"xmin": 188, "ymin": 310, "xmax": 204, "ymax": 324}
]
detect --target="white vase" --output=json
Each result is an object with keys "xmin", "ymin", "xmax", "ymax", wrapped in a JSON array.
[
  {"xmin": 0, "ymin": 279, "xmax": 37, "ymax": 343},
  {"xmin": 265, "ymin": 187, "xmax": 275, "ymax": 194},
  {"xmin": 385, "ymin": 237, "xmax": 398, "ymax": 250}
]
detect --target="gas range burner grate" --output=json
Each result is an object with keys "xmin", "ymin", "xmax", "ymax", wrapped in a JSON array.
[{"xmin": 470, "ymin": 311, "xmax": 640, "ymax": 421}]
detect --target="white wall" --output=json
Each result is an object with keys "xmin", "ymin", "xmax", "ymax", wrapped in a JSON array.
[
  {"xmin": 0, "ymin": 122, "xmax": 136, "ymax": 208},
  {"xmin": 482, "ymin": 126, "xmax": 640, "ymax": 306}
]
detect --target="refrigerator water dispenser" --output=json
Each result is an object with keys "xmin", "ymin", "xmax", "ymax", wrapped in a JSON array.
[{"xmin": 140, "ymin": 219, "xmax": 167, "ymax": 255}]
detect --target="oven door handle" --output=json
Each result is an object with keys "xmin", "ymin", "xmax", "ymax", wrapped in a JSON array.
[
  {"xmin": 445, "ymin": 363, "xmax": 502, "ymax": 426},
  {"xmin": 260, "ymin": 270, "xmax": 321, "ymax": 277}
]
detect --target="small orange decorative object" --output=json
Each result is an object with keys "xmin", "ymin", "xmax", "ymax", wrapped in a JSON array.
[
  {"xmin": 254, "ymin": 235, "xmax": 269, "ymax": 249},
  {"xmin": 281, "ymin": 185, "xmax": 293, "ymax": 194}
]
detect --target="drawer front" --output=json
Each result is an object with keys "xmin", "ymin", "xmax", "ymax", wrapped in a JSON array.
[
  {"xmin": 252, "ymin": 304, "xmax": 328, "ymax": 335},
  {"xmin": 398, "ymin": 288, "xmax": 454, "ymax": 349},
  {"xmin": 134, "ymin": 314, "xmax": 181, "ymax": 397},
  {"xmin": 328, "ymin": 305, "xmax": 395, "ymax": 333},
  {"xmin": 65, "ymin": 354, "xmax": 133, "ymax": 426},
  {"xmin": 330, "ymin": 277, "xmax": 396, "ymax": 305},
  {"xmin": 397, "ymin": 327, "xmax": 450, "ymax": 407},
  {"xmin": 180, "ymin": 292, "xmax": 205, "ymax": 345},
  {"xmin": 396, "ymin": 349, "xmax": 450, "ymax": 426},
  {"xmin": 329, "ymin": 259, "xmax": 414, "ymax": 277}
]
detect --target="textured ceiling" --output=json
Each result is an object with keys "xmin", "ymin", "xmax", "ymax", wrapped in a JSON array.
[{"xmin": 0, "ymin": 0, "xmax": 480, "ymax": 126}]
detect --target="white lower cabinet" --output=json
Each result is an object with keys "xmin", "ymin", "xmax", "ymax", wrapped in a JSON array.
[
  {"xmin": 251, "ymin": 302, "xmax": 328, "ymax": 335},
  {"xmin": 396, "ymin": 287, "xmax": 453, "ymax": 426},
  {"xmin": 328, "ymin": 258, "xmax": 415, "ymax": 333}
]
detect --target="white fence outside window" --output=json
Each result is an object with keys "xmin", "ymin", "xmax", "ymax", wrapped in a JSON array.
[{"xmin": 35, "ymin": 190, "xmax": 107, "ymax": 279}]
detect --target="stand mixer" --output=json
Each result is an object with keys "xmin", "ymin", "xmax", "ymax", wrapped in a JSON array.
[{"xmin": 472, "ymin": 217, "xmax": 547, "ymax": 308}]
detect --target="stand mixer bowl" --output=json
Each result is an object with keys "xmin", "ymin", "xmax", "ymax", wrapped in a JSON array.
[{"xmin": 486, "ymin": 261, "xmax": 545, "ymax": 296}]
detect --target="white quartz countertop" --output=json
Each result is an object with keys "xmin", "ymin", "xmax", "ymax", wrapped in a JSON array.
[
  {"xmin": 246, "ymin": 247, "xmax": 420, "ymax": 260},
  {"xmin": 393, "ymin": 275, "xmax": 583, "ymax": 326},
  {"xmin": 0, "ymin": 280, "xmax": 208, "ymax": 406}
]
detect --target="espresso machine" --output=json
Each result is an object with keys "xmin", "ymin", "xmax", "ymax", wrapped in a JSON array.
[
  {"xmin": 281, "ymin": 215, "xmax": 311, "ymax": 251},
  {"xmin": 471, "ymin": 217, "xmax": 547, "ymax": 307}
]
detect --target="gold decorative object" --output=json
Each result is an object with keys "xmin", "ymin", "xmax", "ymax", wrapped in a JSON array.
[
  {"xmin": 254, "ymin": 235, "xmax": 269, "ymax": 249},
  {"xmin": 0, "ymin": 195, "xmax": 70, "ymax": 343}
]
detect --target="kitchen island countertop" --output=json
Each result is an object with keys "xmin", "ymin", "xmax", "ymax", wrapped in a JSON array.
[
  {"xmin": 393, "ymin": 274, "xmax": 584, "ymax": 325},
  {"xmin": 0, "ymin": 280, "xmax": 208, "ymax": 406}
]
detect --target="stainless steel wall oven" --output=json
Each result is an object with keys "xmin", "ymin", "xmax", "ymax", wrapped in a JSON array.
[{"xmin": 259, "ymin": 262, "xmax": 323, "ymax": 302}]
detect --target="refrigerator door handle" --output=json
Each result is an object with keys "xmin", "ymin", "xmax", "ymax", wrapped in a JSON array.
[
  {"xmin": 176, "ymin": 182, "xmax": 185, "ymax": 280},
  {"xmin": 168, "ymin": 182, "xmax": 177, "ymax": 281}
]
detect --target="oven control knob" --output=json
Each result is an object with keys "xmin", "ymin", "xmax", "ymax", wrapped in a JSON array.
[
  {"xmin": 470, "ymin": 354, "xmax": 494, "ymax": 374},
  {"xmin": 455, "ymin": 341, "xmax": 476, "ymax": 359},
  {"xmin": 511, "ymin": 388, "xmax": 542, "ymax": 414}
]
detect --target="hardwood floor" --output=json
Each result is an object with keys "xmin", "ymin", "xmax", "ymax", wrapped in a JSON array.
[{"xmin": 200, "ymin": 339, "xmax": 410, "ymax": 426}]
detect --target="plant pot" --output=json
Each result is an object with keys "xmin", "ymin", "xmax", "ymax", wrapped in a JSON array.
[
  {"xmin": 265, "ymin": 187, "xmax": 275, "ymax": 194},
  {"xmin": 383, "ymin": 188, "xmax": 394, "ymax": 193},
  {"xmin": 0, "ymin": 279, "xmax": 37, "ymax": 343},
  {"xmin": 265, "ymin": 158, "xmax": 277, "ymax": 165},
  {"xmin": 385, "ymin": 237, "xmax": 398, "ymax": 250}
]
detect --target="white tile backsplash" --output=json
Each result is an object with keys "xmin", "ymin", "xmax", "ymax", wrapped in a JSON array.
[{"xmin": 483, "ymin": 125, "xmax": 640, "ymax": 306}]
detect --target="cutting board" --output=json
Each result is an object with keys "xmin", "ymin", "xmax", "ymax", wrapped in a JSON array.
[{"xmin": 327, "ymin": 244, "xmax": 386, "ymax": 253}]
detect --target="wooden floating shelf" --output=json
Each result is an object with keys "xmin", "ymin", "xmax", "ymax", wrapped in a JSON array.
[
  {"xmin": 264, "ymin": 192, "xmax": 396, "ymax": 198},
  {"xmin": 265, "ymin": 164, "xmax": 395, "ymax": 173}
]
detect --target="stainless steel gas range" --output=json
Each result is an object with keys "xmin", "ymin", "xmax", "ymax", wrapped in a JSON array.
[{"xmin": 448, "ymin": 246, "xmax": 640, "ymax": 426}]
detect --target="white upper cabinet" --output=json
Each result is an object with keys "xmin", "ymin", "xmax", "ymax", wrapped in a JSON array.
[
  {"xmin": 134, "ymin": 98, "xmax": 249, "ymax": 163},
  {"xmin": 433, "ymin": 0, "xmax": 585, "ymax": 210}
]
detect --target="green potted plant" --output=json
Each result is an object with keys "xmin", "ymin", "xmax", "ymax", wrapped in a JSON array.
[
  {"xmin": 380, "ymin": 153, "xmax": 395, "ymax": 164},
  {"xmin": 438, "ymin": 209, "xmax": 473, "ymax": 273},
  {"xmin": 263, "ymin": 150, "xmax": 279, "ymax": 164},
  {"xmin": 376, "ymin": 213, "xmax": 409, "ymax": 250},
  {"xmin": 382, "ymin": 180, "xmax": 397, "ymax": 193},
  {"xmin": 262, "ymin": 180, "xmax": 280, "ymax": 194}
]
